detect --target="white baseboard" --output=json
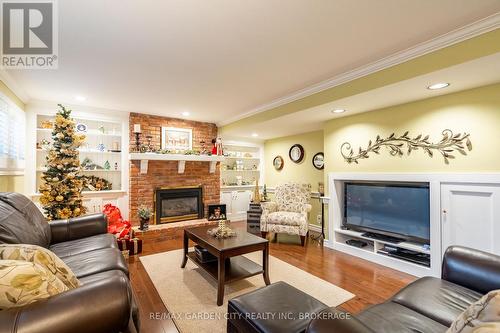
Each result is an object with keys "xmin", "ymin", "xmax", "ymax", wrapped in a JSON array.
[{"xmin": 308, "ymin": 224, "xmax": 321, "ymax": 233}]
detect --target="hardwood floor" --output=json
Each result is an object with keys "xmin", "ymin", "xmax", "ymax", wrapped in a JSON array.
[{"xmin": 128, "ymin": 222, "xmax": 416, "ymax": 333}]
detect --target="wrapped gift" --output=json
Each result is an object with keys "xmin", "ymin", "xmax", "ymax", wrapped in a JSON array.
[
  {"xmin": 117, "ymin": 238, "xmax": 129, "ymax": 251},
  {"xmin": 128, "ymin": 238, "xmax": 142, "ymax": 255},
  {"xmin": 103, "ymin": 204, "xmax": 132, "ymax": 239}
]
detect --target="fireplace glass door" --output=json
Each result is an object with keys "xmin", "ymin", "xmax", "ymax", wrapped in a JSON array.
[{"xmin": 155, "ymin": 187, "xmax": 203, "ymax": 224}]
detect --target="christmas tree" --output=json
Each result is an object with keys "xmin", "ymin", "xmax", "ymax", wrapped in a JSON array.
[{"xmin": 39, "ymin": 104, "xmax": 87, "ymax": 220}]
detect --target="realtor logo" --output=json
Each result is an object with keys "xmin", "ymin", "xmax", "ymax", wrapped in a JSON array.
[{"xmin": 1, "ymin": 0, "xmax": 58, "ymax": 69}]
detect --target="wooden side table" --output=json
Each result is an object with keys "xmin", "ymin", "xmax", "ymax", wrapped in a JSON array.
[{"xmin": 246, "ymin": 202, "xmax": 263, "ymax": 234}]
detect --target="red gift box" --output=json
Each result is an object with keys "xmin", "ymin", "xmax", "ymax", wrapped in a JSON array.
[{"xmin": 128, "ymin": 238, "xmax": 142, "ymax": 255}]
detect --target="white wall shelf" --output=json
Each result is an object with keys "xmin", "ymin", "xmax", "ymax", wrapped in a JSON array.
[
  {"xmin": 129, "ymin": 153, "xmax": 225, "ymax": 174},
  {"xmin": 26, "ymin": 101, "xmax": 130, "ymax": 219}
]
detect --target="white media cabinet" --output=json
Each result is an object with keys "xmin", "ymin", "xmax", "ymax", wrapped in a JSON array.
[{"xmin": 326, "ymin": 173, "xmax": 500, "ymax": 277}]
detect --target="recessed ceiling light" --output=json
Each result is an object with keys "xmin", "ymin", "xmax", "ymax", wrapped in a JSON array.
[
  {"xmin": 181, "ymin": 111, "xmax": 190, "ymax": 116},
  {"xmin": 332, "ymin": 109, "xmax": 346, "ymax": 114},
  {"xmin": 75, "ymin": 96, "xmax": 86, "ymax": 102},
  {"xmin": 427, "ymin": 83, "xmax": 450, "ymax": 90},
  {"xmin": 251, "ymin": 133, "xmax": 259, "ymax": 137}
]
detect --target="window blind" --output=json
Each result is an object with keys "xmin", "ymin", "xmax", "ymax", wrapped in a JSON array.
[{"xmin": 0, "ymin": 96, "xmax": 25, "ymax": 172}]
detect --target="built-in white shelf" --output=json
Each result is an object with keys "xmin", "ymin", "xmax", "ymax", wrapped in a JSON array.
[
  {"xmin": 36, "ymin": 168, "xmax": 121, "ymax": 172},
  {"xmin": 334, "ymin": 228, "xmax": 430, "ymax": 255},
  {"xmin": 37, "ymin": 148, "xmax": 121, "ymax": 155},
  {"xmin": 224, "ymin": 156, "xmax": 260, "ymax": 160},
  {"xmin": 221, "ymin": 185, "xmax": 256, "ymax": 189},
  {"xmin": 30, "ymin": 190, "xmax": 127, "ymax": 198},
  {"xmin": 129, "ymin": 152, "xmax": 225, "ymax": 174},
  {"xmin": 36, "ymin": 128, "xmax": 121, "ymax": 137}
]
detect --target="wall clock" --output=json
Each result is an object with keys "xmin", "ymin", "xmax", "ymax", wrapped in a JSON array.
[
  {"xmin": 273, "ymin": 155, "xmax": 284, "ymax": 170},
  {"xmin": 312, "ymin": 152, "xmax": 324, "ymax": 170},
  {"xmin": 289, "ymin": 144, "xmax": 304, "ymax": 163}
]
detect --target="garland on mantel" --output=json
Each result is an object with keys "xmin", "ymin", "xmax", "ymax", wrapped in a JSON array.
[{"xmin": 341, "ymin": 129, "xmax": 472, "ymax": 164}]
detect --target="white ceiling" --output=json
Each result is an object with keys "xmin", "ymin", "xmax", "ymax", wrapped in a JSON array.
[
  {"xmin": 224, "ymin": 52, "xmax": 500, "ymax": 140},
  {"xmin": 4, "ymin": 0, "xmax": 500, "ymax": 124}
]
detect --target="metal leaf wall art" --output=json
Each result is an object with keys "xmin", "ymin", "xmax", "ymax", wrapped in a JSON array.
[{"xmin": 341, "ymin": 129, "xmax": 472, "ymax": 164}]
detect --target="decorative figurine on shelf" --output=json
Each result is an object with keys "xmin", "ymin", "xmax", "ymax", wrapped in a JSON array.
[
  {"xmin": 133, "ymin": 124, "xmax": 142, "ymax": 152},
  {"xmin": 81, "ymin": 157, "xmax": 103, "ymax": 170},
  {"xmin": 211, "ymin": 138, "xmax": 217, "ymax": 155},
  {"xmin": 104, "ymin": 160, "xmax": 111, "ymax": 170},
  {"xmin": 263, "ymin": 184, "xmax": 268, "ymax": 201},
  {"xmin": 216, "ymin": 137, "xmax": 223, "ymax": 156},
  {"xmin": 145, "ymin": 135, "xmax": 154, "ymax": 152},
  {"xmin": 253, "ymin": 179, "xmax": 261, "ymax": 203},
  {"xmin": 200, "ymin": 140, "xmax": 208, "ymax": 155},
  {"xmin": 138, "ymin": 206, "xmax": 151, "ymax": 231},
  {"xmin": 98, "ymin": 125, "xmax": 105, "ymax": 134},
  {"xmin": 97, "ymin": 143, "xmax": 105, "ymax": 152},
  {"xmin": 114, "ymin": 162, "xmax": 118, "ymax": 171}
]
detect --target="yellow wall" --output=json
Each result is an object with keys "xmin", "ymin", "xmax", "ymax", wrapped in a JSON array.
[
  {"xmin": 264, "ymin": 130, "xmax": 324, "ymax": 226},
  {"xmin": 0, "ymin": 80, "xmax": 26, "ymax": 194},
  {"xmin": 324, "ymin": 82, "xmax": 500, "ymax": 178}
]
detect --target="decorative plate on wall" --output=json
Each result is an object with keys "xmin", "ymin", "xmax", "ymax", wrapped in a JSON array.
[
  {"xmin": 312, "ymin": 152, "xmax": 324, "ymax": 170},
  {"xmin": 289, "ymin": 144, "xmax": 304, "ymax": 163},
  {"xmin": 76, "ymin": 123, "xmax": 88, "ymax": 132},
  {"xmin": 273, "ymin": 155, "xmax": 284, "ymax": 170}
]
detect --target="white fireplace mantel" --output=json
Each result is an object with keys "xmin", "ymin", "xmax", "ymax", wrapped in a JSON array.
[{"xmin": 129, "ymin": 153, "xmax": 225, "ymax": 174}]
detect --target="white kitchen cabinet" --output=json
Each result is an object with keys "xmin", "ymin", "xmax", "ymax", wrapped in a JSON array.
[
  {"xmin": 233, "ymin": 190, "xmax": 252, "ymax": 216},
  {"xmin": 220, "ymin": 191, "xmax": 233, "ymax": 217},
  {"xmin": 220, "ymin": 190, "xmax": 252, "ymax": 221},
  {"xmin": 441, "ymin": 183, "xmax": 500, "ymax": 256}
]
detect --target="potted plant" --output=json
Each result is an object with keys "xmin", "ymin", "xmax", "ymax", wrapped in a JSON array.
[{"xmin": 138, "ymin": 206, "xmax": 152, "ymax": 231}]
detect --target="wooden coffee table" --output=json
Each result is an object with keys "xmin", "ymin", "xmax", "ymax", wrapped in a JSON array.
[{"xmin": 181, "ymin": 225, "xmax": 270, "ymax": 306}]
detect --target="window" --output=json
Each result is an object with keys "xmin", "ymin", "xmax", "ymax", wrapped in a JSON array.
[{"xmin": 0, "ymin": 95, "xmax": 25, "ymax": 174}]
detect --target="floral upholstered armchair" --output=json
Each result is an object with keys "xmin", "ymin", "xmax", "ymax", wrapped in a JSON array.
[{"xmin": 260, "ymin": 183, "xmax": 312, "ymax": 246}]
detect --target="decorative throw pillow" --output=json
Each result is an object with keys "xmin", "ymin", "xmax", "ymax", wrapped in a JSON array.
[
  {"xmin": 447, "ymin": 290, "xmax": 500, "ymax": 333},
  {"xmin": 0, "ymin": 260, "xmax": 69, "ymax": 309},
  {"xmin": 0, "ymin": 244, "xmax": 80, "ymax": 289}
]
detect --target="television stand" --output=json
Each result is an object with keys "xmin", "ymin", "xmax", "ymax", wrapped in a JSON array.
[{"xmin": 361, "ymin": 232, "xmax": 404, "ymax": 244}]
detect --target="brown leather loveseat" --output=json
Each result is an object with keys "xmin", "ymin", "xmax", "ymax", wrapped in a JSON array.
[{"xmin": 0, "ymin": 192, "xmax": 139, "ymax": 333}]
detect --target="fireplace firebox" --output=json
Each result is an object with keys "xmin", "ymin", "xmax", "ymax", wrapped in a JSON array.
[{"xmin": 154, "ymin": 186, "xmax": 203, "ymax": 224}]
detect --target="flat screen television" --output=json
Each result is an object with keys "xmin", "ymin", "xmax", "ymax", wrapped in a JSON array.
[{"xmin": 343, "ymin": 182, "xmax": 430, "ymax": 244}]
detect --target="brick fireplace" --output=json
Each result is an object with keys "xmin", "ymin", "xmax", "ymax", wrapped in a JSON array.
[{"xmin": 129, "ymin": 113, "xmax": 219, "ymax": 226}]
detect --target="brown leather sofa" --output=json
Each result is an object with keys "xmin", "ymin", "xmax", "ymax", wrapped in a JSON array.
[
  {"xmin": 307, "ymin": 246, "xmax": 500, "ymax": 333},
  {"xmin": 0, "ymin": 192, "xmax": 140, "ymax": 333}
]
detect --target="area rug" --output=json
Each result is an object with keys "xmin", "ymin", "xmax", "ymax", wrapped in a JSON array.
[{"xmin": 140, "ymin": 249, "xmax": 355, "ymax": 333}]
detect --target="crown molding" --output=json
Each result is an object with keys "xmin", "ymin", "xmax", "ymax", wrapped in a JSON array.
[
  {"xmin": 0, "ymin": 70, "xmax": 30, "ymax": 103},
  {"xmin": 218, "ymin": 12, "xmax": 500, "ymax": 127}
]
